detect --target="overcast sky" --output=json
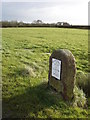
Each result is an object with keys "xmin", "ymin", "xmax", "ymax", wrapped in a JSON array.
[{"xmin": 2, "ymin": 0, "xmax": 90, "ymax": 25}]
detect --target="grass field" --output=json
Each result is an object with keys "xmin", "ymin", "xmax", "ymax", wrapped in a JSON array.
[{"xmin": 2, "ymin": 28, "xmax": 89, "ymax": 118}]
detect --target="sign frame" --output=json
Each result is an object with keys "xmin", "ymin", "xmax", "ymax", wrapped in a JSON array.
[{"xmin": 52, "ymin": 58, "xmax": 61, "ymax": 80}]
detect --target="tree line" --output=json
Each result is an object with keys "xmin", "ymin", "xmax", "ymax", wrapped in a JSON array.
[
  {"xmin": 0, "ymin": 20, "xmax": 89, "ymax": 29},
  {"xmin": 0, "ymin": 20, "xmax": 70, "ymax": 27}
]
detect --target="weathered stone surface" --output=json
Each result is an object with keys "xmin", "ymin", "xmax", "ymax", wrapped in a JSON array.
[{"xmin": 48, "ymin": 49, "xmax": 76, "ymax": 100}]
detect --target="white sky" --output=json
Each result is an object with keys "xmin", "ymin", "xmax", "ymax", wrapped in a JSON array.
[{"xmin": 1, "ymin": 0, "xmax": 90, "ymax": 25}]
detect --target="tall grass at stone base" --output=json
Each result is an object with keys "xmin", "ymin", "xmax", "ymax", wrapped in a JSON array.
[
  {"xmin": 73, "ymin": 71, "xmax": 90, "ymax": 108},
  {"xmin": 73, "ymin": 86, "xmax": 87, "ymax": 108},
  {"xmin": 76, "ymin": 71, "xmax": 90, "ymax": 97}
]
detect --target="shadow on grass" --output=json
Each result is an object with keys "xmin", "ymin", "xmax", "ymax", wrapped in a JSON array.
[{"xmin": 2, "ymin": 82, "xmax": 64, "ymax": 118}]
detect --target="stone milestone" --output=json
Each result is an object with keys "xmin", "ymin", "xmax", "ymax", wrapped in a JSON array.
[{"xmin": 48, "ymin": 49, "xmax": 76, "ymax": 100}]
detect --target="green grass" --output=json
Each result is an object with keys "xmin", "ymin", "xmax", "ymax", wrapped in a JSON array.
[{"xmin": 2, "ymin": 28, "xmax": 89, "ymax": 118}]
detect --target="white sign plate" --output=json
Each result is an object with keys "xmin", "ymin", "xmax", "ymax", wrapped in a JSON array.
[{"xmin": 52, "ymin": 58, "xmax": 61, "ymax": 80}]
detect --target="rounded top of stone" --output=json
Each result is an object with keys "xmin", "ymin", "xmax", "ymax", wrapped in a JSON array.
[
  {"xmin": 53, "ymin": 49, "xmax": 72, "ymax": 54},
  {"xmin": 51, "ymin": 49, "xmax": 75, "ymax": 60}
]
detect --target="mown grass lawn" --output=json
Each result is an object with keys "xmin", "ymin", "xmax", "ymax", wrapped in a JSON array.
[{"xmin": 2, "ymin": 28, "xmax": 89, "ymax": 118}]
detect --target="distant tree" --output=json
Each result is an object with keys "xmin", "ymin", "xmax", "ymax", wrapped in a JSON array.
[
  {"xmin": 56, "ymin": 22, "xmax": 70, "ymax": 26},
  {"xmin": 0, "ymin": 21, "xmax": 2, "ymax": 27},
  {"xmin": 2, "ymin": 21, "xmax": 9, "ymax": 27},
  {"xmin": 57, "ymin": 22, "xmax": 62, "ymax": 26},
  {"xmin": 63, "ymin": 22, "xmax": 70, "ymax": 26},
  {"xmin": 32, "ymin": 20, "xmax": 43, "ymax": 24},
  {"xmin": 10, "ymin": 20, "xmax": 18, "ymax": 27},
  {"xmin": 18, "ymin": 21, "xmax": 24, "ymax": 27}
]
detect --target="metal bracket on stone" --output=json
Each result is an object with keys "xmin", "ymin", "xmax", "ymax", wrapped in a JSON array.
[{"xmin": 48, "ymin": 49, "xmax": 76, "ymax": 101}]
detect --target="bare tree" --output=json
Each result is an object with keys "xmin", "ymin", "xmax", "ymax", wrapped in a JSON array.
[{"xmin": 32, "ymin": 20, "xmax": 43, "ymax": 24}]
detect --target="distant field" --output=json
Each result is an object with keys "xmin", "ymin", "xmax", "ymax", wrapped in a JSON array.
[{"xmin": 2, "ymin": 28, "xmax": 89, "ymax": 118}]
